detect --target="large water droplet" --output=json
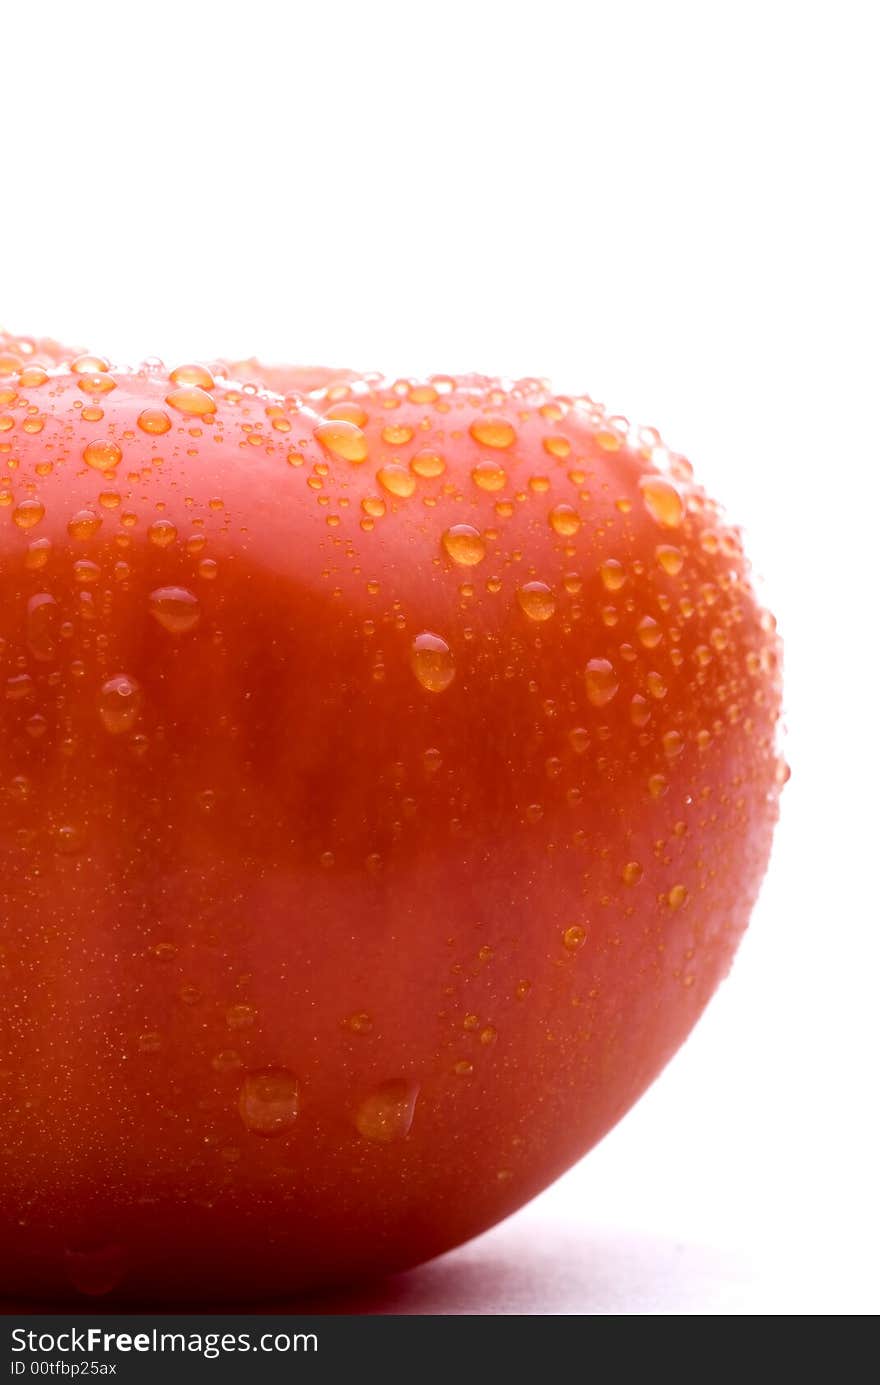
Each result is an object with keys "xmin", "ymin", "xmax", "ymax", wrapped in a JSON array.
[
  {"xmin": 442, "ymin": 524, "xmax": 486, "ymax": 566},
  {"xmin": 238, "ymin": 1068, "xmax": 300, "ymax": 1136},
  {"xmin": 410, "ymin": 632, "xmax": 456, "ymax": 692},
  {"xmin": 98, "ymin": 675, "xmax": 143, "ymax": 735},
  {"xmin": 355, "ymin": 1079, "xmax": 419, "ymax": 1143},
  {"xmin": 149, "ymin": 586, "xmax": 200, "ymax": 634},
  {"xmin": 585, "ymin": 657, "xmax": 619, "ymax": 707},
  {"xmin": 517, "ymin": 581, "xmax": 556, "ymax": 622},
  {"xmin": 640, "ymin": 476, "xmax": 684, "ymax": 528}
]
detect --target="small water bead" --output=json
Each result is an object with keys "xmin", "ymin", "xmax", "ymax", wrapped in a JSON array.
[
  {"xmin": 656, "ymin": 544, "xmax": 684, "ymax": 575},
  {"xmin": 148, "ymin": 518, "xmax": 177, "ymax": 548},
  {"xmin": 470, "ymin": 417, "xmax": 516, "ymax": 449},
  {"xmin": 600, "ymin": 559, "xmax": 625, "ymax": 592},
  {"xmin": 630, "ymin": 694, "xmax": 651, "ymax": 727},
  {"xmin": 622, "ymin": 861, "xmax": 644, "ymax": 887},
  {"xmin": 19, "ymin": 365, "xmax": 48, "ymax": 388},
  {"xmin": 315, "ymin": 419, "xmax": 369, "ymax": 463},
  {"xmin": 71, "ymin": 354, "xmax": 109, "ymax": 374},
  {"xmin": 663, "ymin": 730, "xmax": 684, "ymax": 758},
  {"xmin": 98, "ymin": 675, "xmax": 143, "ymax": 735},
  {"xmin": 26, "ymin": 593, "xmax": 59, "ymax": 663},
  {"xmin": 226, "ymin": 1003, "xmax": 256, "ymax": 1030},
  {"xmin": 344, "ymin": 1011, "xmax": 374, "ymax": 1035},
  {"xmin": 137, "ymin": 408, "xmax": 172, "ymax": 435},
  {"xmin": 83, "ymin": 438, "xmax": 121, "ymax": 473},
  {"xmin": 668, "ymin": 884, "xmax": 688, "ymax": 910},
  {"xmin": 410, "ymin": 447, "xmax": 445, "ymax": 478},
  {"xmin": 563, "ymin": 925, "xmax": 586, "ymax": 950},
  {"xmin": 381, "ymin": 423, "xmax": 413, "ymax": 445},
  {"xmin": 377, "ymin": 464, "xmax": 416, "ymax": 498},
  {"xmin": 453, "ymin": 1059, "xmax": 474, "ymax": 1076},
  {"xmin": 549, "ymin": 503, "xmax": 580, "ymax": 536},
  {"xmin": 81, "ymin": 406, "xmax": 104, "ymax": 423},
  {"xmin": 640, "ymin": 476, "xmax": 684, "ymax": 528},
  {"xmin": 239, "ymin": 1069, "xmax": 300, "ymax": 1136},
  {"xmin": 410, "ymin": 632, "xmax": 456, "ymax": 692},
  {"xmin": 149, "ymin": 586, "xmax": 200, "ymax": 633},
  {"xmin": 67, "ymin": 509, "xmax": 101, "ymax": 540},
  {"xmin": 324, "ymin": 401, "xmax": 368, "ymax": 426},
  {"xmin": 472, "ymin": 460, "xmax": 507, "ymax": 492},
  {"xmin": 480, "ymin": 1026, "xmax": 498, "ymax": 1046},
  {"xmin": 13, "ymin": 498, "xmax": 44, "ymax": 530},
  {"xmin": 78, "ymin": 372, "xmax": 116, "ymax": 396},
  {"xmin": 517, "ymin": 581, "xmax": 556, "ymax": 622},
  {"xmin": 637, "ymin": 615, "xmax": 663, "ymax": 648},
  {"xmin": 165, "ymin": 386, "xmax": 216, "ymax": 417},
  {"xmin": 73, "ymin": 559, "xmax": 101, "ymax": 584},
  {"xmin": 647, "ymin": 671, "xmax": 667, "ymax": 699},
  {"xmin": 169, "ymin": 363, "xmax": 214, "ymax": 390},
  {"xmin": 442, "ymin": 524, "xmax": 486, "ymax": 566},
  {"xmin": 198, "ymin": 558, "xmax": 218, "ymax": 580},
  {"xmin": 543, "ymin": 435, "xmax": 571, "ymax": 459},
  {"xmin": 362, "ymin": 496, "xmax": 386, "ymax": 520},
  {"xmin": 585, "ymin": 658, "xmax": 619, "ymax": 707},
  {"xmin": 648, "ymin": 773, "xmax": 668, "ymax": 798},
  {"xmin": 99, "ymin": 491, "xmax": 121, "ymax": 509},
  {"xmin": 355, "ymin": 1079, "xmax": 419, "ymax": 1143}
]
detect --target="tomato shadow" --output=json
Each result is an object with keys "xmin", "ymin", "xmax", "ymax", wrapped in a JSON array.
[{"xmin": 0, "ymin": 1221, "xmax": 751, "ymax": 1315}]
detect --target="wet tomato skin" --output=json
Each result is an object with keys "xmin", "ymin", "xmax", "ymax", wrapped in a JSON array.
[{"xmin": 0, "ymin": 336, "xmax": 783, "ymax": 1301}]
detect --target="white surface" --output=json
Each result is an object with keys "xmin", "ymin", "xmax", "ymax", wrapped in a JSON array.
[{"xmin": 2, "ymin": 0, "xmax": 878, "ymax": 1315}]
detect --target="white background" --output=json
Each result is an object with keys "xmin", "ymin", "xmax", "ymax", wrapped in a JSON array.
[{"xmin": 3, "ymin": 0, "xmax": 878, "ymax": 1314}]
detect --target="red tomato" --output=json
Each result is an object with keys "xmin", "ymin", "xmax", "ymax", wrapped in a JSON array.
[{"xmin": 0, "ymin": 333, "xmax": 783, "ymax": 1302}]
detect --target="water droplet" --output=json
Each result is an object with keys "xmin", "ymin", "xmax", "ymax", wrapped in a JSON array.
[
  {"xmin": 470, "ymin": 417, "xmax": 516, "ymax": 449},
  {"xmin": 453, "ymin": 1059, "xmax": 474, "ymax": 1076},
  {"xmin": 648, "ymin": 772, "xmax": 668, "ymax": 798},
  {"xmin": 668, "ymin": 883, "xmax": 688, "ymax": 910},
  {"xmin": 663, "ymin": 730, "xmax": 684, "ymax": 759},
  {"xmin": 517, "ymin": 581, "xmax": 556, "ymax": 621},
  {"xmin": 315, "ymin": 419, "xmax": 368, "ymax": 463},
  {"xmin": 344, "ymin": 1011, "xmax": 374, "ymax": 1035},
  {"xmin": 169, "ymin": 363, "xmax": 214, "ymax": 390},
  {"xmin": 377, "ymin": 464, "xmax": 416, "ymax": 498},
  {"xmin": 411, "ymin": 631, "xmax": 455, "ymax": 692},
  {"xmin": 26, "ymin": 593, "xmax": 59, "ymax": 662},
  {"xmin": 622, "ymin": 861, "xmax": 643, "ymax": 887},
  {"xmin": 472, "ymin": 460, "xmax": 507, "ymax": 492},
  {"xmin": 640, "ymin": 476, "xmax": 684, "ymax": 528},
  {"xmin": 13, "ymin": 498, "xmax": 44, "ymax": 530},
  {"xmin": 98, "ymin": 675, "xmax": 143, "ymax": 735},
  {"xmin": 381, "ymin": 423, "xmax": 413, "ymax": 445},
  {"xmin": 226, "ymin": 1004, "xmax": 256, "ymax": 1030},
  {"xmin": 83, "ymin": 438, "xmax": 122, "ymax": 473},
  {"xmin": 66, "ymin": 509, "xmax": 100, "ymax": 541},
  {"xmin": 64, "ymin": 1243, "xmax": 125, "ymax": 1298},
  {"xmin": 411, "ymin": 447, "xmax": 446, "ymax": 478},
  {"xmin": 480, "ymin": 1026, "xmax": 498, "ymax": 1046},
  {"xmin": 71, "ymin": 354, "xmax": 110, "ymax": 375},
  {"xmin": 355, "ymin": 1078, "xmax": 419, "ymax": 1143},
  {"xmin": 656, "ymin": 544, "xmax": 684, "ymax": 575},
  {"xmin": 647, "ymin": 671, "xmax": 667, "ymax": 699},
  {"xmin": 442, "ymin": 524, "xmax": 486, "ymax": 566},
  {"xmin": 637, "ymin": 615, "xmax": 662, "ymax": 648},
  {"xmin": 165, "ymin": 386, "xmax": 216, "ymax": 417},
  {"xmin": 543, "ymin": 435, "xmax": 571, "ymax": 458},
  {"xmin": 600, "ymin": 559, "xmax": 625, "ymax": 592},
  {"xmin": 585, "ymin": 658, "xmax": 618, "ymax": 707},
  {"xmin": 563, "ymin": 925, "xmax": 586, "ymax": 950},
  {"xmin": 549, "ymin": 503, "xmax": 581, "ymax": 536},
  {"xmin": 148, "ymin": 518, "xmax": 177, "ymax": 548},
  {"xmin": 149, "ymin": 586, "xmax": 200, "ymax": 634},
  {"xmin": 238, "ymin": 1068, "xmax": 300, "ymax": 1137},
  {"xmin": 137, "ymin": 408, "xmax": 172, "ymax": 435}
]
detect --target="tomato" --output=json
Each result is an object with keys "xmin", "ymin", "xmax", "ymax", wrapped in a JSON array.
[{"xmin": 0, "ymin": 333, "xmax": 783, "ymax": 1302}]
